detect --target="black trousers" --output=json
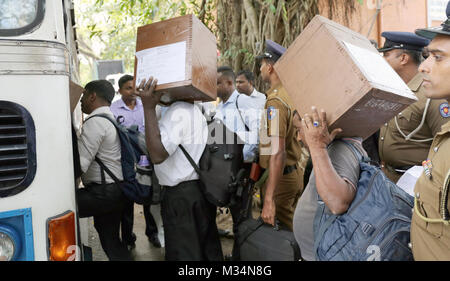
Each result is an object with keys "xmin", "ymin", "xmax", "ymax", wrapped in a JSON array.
[
  {"xmin": 161, "ymin": 180, "xmax": 223, "ymax": 261},
  {"xmin": 121, "ymin": 200, "xmax": 159, "ymax": 243},
  {"xmin": 143, "ymin": 204, "xmax": 158, "ymax": 237},
  {"xmin": 229, "ymin": 163, "xmax": 253, "ymax": 260},
  {"xmin": 77, "ymin": 182, "xmax": 132, "ymax": 261}
]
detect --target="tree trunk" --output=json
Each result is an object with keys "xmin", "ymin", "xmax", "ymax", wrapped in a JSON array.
[{"xmin": 213, "ymin": 0, "xmax": 357, "ymax": 91}]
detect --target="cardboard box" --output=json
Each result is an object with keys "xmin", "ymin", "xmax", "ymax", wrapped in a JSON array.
[
  {"xmin": 69, "ymin": 80, "xmax": 84, "ymax": 113},
  {"xmin": 274, "ymin": 15, "xmax": 418, "ymax": 140},
  {"xmin": 135, "ymin": 14, "xmax": 217, "ymax": 105}
]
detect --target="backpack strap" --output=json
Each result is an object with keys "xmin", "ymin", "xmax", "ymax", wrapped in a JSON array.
[
  {"xmin": 235, "ymin": 95, "xmax": 250, "ymax": 132},
  {"xmin": 178, "ymin": 144, "xmax": 202, "ymax": 174},
  {"xmin": 95, "ymin": 156, "xmax": 121, "ymax": 184},
  {"xmin": 85, "ymin": 113, "xmax": 118, "ymax": 128},
  {"xmin": 85, "ymin": 114, "xmax": 123, "ymax": 184},
  {"xmin": 338, "ymin": 139, "xmax": 370, "ymax": 163},
  {"xmin": 100, "ymin": 163, "xmax": 106, "ymax": 185}
]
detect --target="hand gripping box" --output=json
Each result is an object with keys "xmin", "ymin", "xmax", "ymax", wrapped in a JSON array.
[
  {"xmin": 274, "ymin": 15, "xmax": 418, "ymax": 140},
  {"xmin": 135, "ymin": 14, "xmax": 217, "ymax": 105}
]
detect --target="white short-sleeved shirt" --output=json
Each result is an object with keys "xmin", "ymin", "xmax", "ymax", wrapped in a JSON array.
[
  {"xmin": 154, "ymin": 102, "xmax": 207, "ymax": 187},
  {"xmin": 250, "ymin": 88, "xmax": 266, "ymax": 108}
]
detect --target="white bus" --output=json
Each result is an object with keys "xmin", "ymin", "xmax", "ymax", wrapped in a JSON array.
[{"xmin": 0, "ymin": 0, "xmax": 83, "ymax": 261}]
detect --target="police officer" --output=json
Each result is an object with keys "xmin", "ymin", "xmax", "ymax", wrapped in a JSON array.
[
  {"xmin": 410, "ymin": 2, "xmax": 450, "ymax": 260},
  {"xmin": 256, "ymin": 40, "xmax": 304, "ymax": 231},
  {"xmin": 378, "ymin": 31, "xmax": 449, "ymax": 183}
]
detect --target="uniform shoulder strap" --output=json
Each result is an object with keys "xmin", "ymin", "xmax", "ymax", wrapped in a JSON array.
[{"xmin": 267, "ymin": 96, "xmax": 291, "ymax": 111}]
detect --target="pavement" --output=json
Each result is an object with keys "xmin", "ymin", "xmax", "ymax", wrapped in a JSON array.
[{"xmin": 86, "ymin": 204, "xmax": 234, "ymax": 261}]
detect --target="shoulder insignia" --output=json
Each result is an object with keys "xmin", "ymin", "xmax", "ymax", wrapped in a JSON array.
[
  {"xmin": 440, "ymin": 102, "xmax": 450, "ymax": 118},
  {"xmin": 267, "ymin": 106, "xmax": 276, "ymax": 121}
]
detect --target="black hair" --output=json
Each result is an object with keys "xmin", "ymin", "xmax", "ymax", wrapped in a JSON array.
[
  {"xmin": 84, "ymin": 80, "xmax": 115, "ymax": 104},
  {"xmin": 236, "ymin": 70, "xmax": 255, "ymax": 85},
  {"xmin": 403, "ymin": 49, "xmax": 423, "ymax": 65},
  {"xmin": 261, "ymin": 57, "xmax": 277, "ymax": 66},
  {"xmin": 217, "ymin": 66, "xmax": 235, "ymax": 82},
  {"xmin": 118, "ymin": 74, "xmax": 134, "ymax": 89}
]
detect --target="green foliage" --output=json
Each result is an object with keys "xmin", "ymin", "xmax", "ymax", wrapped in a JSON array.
[
  {"xmin": 75, "ymin": 0, "xmax": 357, "ymax": 85},
  {"xmin": 75, "ymin": 0, "xmax": 216, "ymax": 81}
]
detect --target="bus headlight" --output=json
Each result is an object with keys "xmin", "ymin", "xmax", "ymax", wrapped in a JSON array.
[
  {"xmin": 0, "ymin": 0, "xmax": 39, "ymax": 29},
  {"xmin": 0, "ymin": 226, "xmax": 21, "ymax": 261}
]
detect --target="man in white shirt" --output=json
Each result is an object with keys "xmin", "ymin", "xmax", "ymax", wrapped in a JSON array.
[
  {"xmin": 137, "ymin": 76, "xmax": 223, "ymax": 261},
  {"xmin": 110, "ymin": 74, "xmax": 161, "ymax": 250},
  {"xmin": 215, "ymin": 66, "xmax": 262, "ymax": 163},
  {"xmin": 236, "ymin": 69, "xmax": 266, "ymax": 108},
  {"xmin": 76, "ymin": 80, "xmax": 131, "ymax": 261},
  {"xmin": 214, "ymin": 66, "xmax": 264, "ymax": 260}
]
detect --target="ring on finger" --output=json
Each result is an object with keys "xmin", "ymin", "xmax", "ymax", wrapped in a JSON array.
[{"xmin": 313, "ymin": 121, "xmax": 320, "ymax": 127}]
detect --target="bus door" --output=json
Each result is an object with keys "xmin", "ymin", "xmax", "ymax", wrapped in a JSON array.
[{"xmin": 0, "ymin": 0, "xmax": 81, "ymax": 261}]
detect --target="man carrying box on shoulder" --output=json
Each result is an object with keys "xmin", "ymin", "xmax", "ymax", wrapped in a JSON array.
[{"xmin": 137, "ymin": 77, "xmax": 223, "ymax": 261}]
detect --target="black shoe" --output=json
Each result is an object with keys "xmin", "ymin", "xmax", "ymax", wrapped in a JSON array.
[
  {"xmin": 148, "ymin": 233, "xmax": 161, "ymax": 248},
  {"xmin": 224, "ymin": 254, "xmax": 233, "ymax": 261},
  {"xmin": 123, "ymin": 232, "xmax": 137, "ymax": 244},
  {"xmin": 123, "ymin": 233, "xmax": 137, "ymax": 251}
]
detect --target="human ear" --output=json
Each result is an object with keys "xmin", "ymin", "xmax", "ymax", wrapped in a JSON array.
[
  {"xmin": 89, "ymin": 92, "xmax": 97, "ymax": 102},
  {"xmin": 400, "ymin": 53, "xmax": 409, "ymax": 65}
]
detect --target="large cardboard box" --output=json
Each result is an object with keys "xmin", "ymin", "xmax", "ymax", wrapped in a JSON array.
[
  {"xmin": 274, "ymin": 15, "xmax": 418, "ymax": 140},
  {"xmin": 135, "ymin": 14, "xmax": 217, "ymax": 105}
]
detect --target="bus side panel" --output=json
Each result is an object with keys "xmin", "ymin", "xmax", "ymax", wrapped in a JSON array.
[{"xmin": 0, "ymin": 75, "xmax": 78, "ymax": 261}]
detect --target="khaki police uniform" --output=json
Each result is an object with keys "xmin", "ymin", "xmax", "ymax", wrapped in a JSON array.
[
  {"xmin": 410, "ymin": 121, "xmax": 450, "ymax": 260},
  {"xmin": 379, "ymin": 73, "xmax": 449, "ymax": 182},
  {"xmin": 259, "ymin": 83, "xmax": 303, "ymax": 230}
]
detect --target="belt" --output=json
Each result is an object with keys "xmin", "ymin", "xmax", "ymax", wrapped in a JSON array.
[
  {"xmin": 381, "ymin": 162, "xmax": 413, "ymax": 174},
  {"xmin": 162, "ymin": 179, "xmax": 200, "ymax": 189},
  {"xmin": 255, "ymin": 164, "xmax": 298, "ymax": 189}
]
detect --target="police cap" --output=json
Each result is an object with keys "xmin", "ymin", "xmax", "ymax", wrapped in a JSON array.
[
  {"xmin": 378, "ymin": 31, "xmax": 430, "ymax": 52},
  {"xmin": 256, "ymin": 40, "xmax": 286, "ymax": 62},
  {"xmin": 415, "ymin": 1, "xmax": 450, "ymax": 39}
]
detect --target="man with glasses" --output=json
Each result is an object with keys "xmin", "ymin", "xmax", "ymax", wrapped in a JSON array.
[{"xmin": 377, "ymin": 31, "xmax": 448, "ymax": 183}]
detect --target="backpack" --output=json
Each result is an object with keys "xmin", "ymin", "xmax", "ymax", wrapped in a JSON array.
[
  {"xmin": 179, "ymin": 116, "xmax": 246, "ymax": 207},
  {"xmin": 86, "ymin": 114, "xmax": 163, "ymax": 205},
  {"xmin": 313, "ymin": 140, "xmax": 414, "ymax": 261}
]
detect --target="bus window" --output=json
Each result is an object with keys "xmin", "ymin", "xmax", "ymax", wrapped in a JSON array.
[{"xmin": 0, "ymin": 0, "xmax": 45, "ymax": 37}]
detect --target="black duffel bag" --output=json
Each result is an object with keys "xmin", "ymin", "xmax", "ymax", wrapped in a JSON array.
[{"xmin": 237, "ymin": 217, "xmax": 302, "ymax": 261}]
